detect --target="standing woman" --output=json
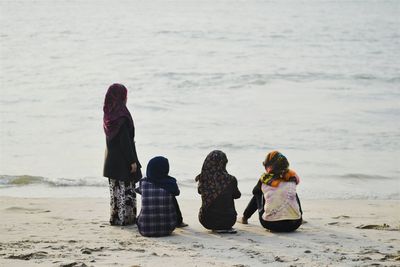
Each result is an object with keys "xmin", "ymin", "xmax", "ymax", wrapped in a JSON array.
[
  {"xmin": 196, "ymin": 150, "xmax": 241, "ymax": 233},
  {"xmin": 103, "ymin": 83, "xmax": 142, "ymax": 226}
]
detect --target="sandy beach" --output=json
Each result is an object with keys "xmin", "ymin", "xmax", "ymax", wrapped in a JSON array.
[
  {"xmin": 1, "ymin": 1, "xmax": 399, "ymax": 266},
  {"xmin": 0, "ymin": 196, "xmax": 399, "ymax": 267}
]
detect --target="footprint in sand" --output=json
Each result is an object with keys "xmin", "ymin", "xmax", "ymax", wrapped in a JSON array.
[
  {"xmin": 274, "ymin": 255, "xmax": 298, "ymax": 263},
  {"xmin": 6, "ymin": 251, "xmax": 48, "ymax": 260},
  {"xmin": 380, "ymin": 252, "xmax": 400, "ymax": 261},
  {"xmin": 192, "ymin": 243, "xmax": 204, "ymax": 249},
  {"xmin": 327, "ymin": 222, "xmax": 339, "ymax": 225},
  {"xmin": 80, "ymin": 247, "xmax": 104, "ymax": 254},
  {"xmin": 60, "ymin": 262, "xmax": 88, "ymax": 267},
  {"xmin": 332, "ymin": 215, "xmax": 350, "ymax": 219},
  {"xmin": 5, "ymin": 206, "xmax": 50, "ymax": 214},
  {"xmin": 356, "ymin": 224, "xmax": 399, "ymax": 231},
  {"xmin": 131, "ymin": 249, "xmax": 145, "ymax": 253}
]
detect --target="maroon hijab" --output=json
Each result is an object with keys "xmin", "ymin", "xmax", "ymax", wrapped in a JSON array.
[{"xmin": 103, "ymin": 83, "xmax": 134, "ymax": 141}]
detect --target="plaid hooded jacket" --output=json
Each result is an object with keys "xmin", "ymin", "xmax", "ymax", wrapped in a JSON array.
[
  {"xmin": 136, "ymin": 156, "xmax": 180, "ymax": 237},
  {"xmin": 137, "ymin": 178, "xmax": 177, "ymax": 237}
]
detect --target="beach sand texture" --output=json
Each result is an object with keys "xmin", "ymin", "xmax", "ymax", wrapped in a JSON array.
[{"xmin": 0, "ymin": 197, "xmax": 399, "ymax": 267}]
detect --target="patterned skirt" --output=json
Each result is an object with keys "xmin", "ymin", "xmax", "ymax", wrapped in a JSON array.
[{"xmin": 109, "ymin": 179, "xmax": 137, "ymax": 226}]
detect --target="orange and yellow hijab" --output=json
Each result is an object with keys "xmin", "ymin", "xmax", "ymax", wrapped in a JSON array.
[{"xmin": 260, "ymin": 151, "xmax": 299, "ymax": 187}]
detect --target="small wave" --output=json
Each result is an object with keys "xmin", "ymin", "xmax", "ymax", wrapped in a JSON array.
[
  {"xmin": 59, "ymin": 30, "xmax": 73, "ymax": 35},
  {"xmin": 151, "ymin": 71, "xmax": 400, "ymax": 89},
  {"xmin": 198, "ymin": 142, "xmax": 247, "ymax": 150},
  {"xmin": 0, "ymin": 175, "xmax": 107, "ymax": 187},
  {"xmin": 0, "ymin": 175, "xmax": 44, "ymax": 186},
  {"xmin": 388, "ymin": 76, "xmax": 400, "ymax": 83},
  {"xmin": 134, "ymin": 103, "xmax": 169, "ymax": 112},
  {"xmin": 336, "ymin": 173, "xmax": 393, "ymax": 180},
  {"xmin": 352, "ymin": 74, "xmax": 377, "ymax": 80},
  {"xmin": 178, "ymin": 180, "xmax": 196, "ymax": 188},
  {"xmin": 155, "ymin": 30, "xmax": 180, "ymax": 35},
  {"xmin": 195, "ymin": 142, "xmax": 267, "ymax": 151}
]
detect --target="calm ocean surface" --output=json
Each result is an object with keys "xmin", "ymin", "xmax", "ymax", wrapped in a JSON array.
[{"xmin": 0, "ymin": 0, "xmax": 399, "ymax": 199}]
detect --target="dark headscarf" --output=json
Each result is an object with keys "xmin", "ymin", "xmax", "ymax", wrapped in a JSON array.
[
  {"xmin": 195, "ymin": 150, "xmax": 236, "ymax": 208},
  {"xmin": 260, "ymin": 151, "xmax": 299, "ymax": 187},
  {"xmin": 103, "ymin": 83, "xmax": 134, "ymax": 141},
  {"xmin": 146, "ymin": 156, "xmax": 180, "ymax": 196}
]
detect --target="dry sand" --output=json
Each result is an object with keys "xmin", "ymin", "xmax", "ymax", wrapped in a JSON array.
[{"xmin": 0, "ymin": 196, "xmax": 399, "ymax": 267}]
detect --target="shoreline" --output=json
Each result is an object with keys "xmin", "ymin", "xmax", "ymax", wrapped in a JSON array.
[
  {"xmin": 0, "ymin": 197, "xmax": 399, "ymax": 266},
  {"xmin": 1, "ymin": 183, "xmax": 399, "ymax": 200}
]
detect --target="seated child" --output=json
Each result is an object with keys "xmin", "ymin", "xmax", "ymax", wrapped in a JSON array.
[
  {"xmin": 136, "ymin": 156, "xmax": 187, "ymax": 237},
  {"xmin": 195, "ymin": 150, "xmax": 241, "ymax": 233},
  {"xmin": 238, "ymin": 151, "xmax": 303, "ymax": 232}
]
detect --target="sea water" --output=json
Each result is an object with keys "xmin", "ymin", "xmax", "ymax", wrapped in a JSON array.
[{"xmin": 0, "ymin": 0, "xmax": 399, "ymax": 199}]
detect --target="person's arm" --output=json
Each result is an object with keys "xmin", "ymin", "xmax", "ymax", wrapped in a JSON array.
[
  {"xmin": 296, "ymin": 194, "xmax": 303, "ymax": 215},
  {"xmin": 232, "ymin": 178, "xmax": 241, "ymax": 199},
  {"xmin": 252, "ymin": 180, "xmax": 262, "ymax": 196},
  {"xmin": 135, "ymin": 179, "xmax": 142, "ymax": 195},
  {"xmin": 172, "ymin": 185, "xmax": 180, "ymax": 196},
  {"xmin": 197, "ymin": 184, "xmax": 202, "ymax": 195},
  {"xmin": 118, "ymin": 121, "xmax": 136, "ymax": 166},
  {"xmin": 132, "ymin": 141, "xmax": 141, "ymax": 168},
  {"xmin": 169, "ymin": 178, "xmax": 180, "ymax": 196}
]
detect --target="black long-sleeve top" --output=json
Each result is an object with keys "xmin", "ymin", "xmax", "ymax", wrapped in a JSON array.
[
  {"xmin": 103, "ymin": 119, "xmax": 142, "ymax": 182},
  {"xmin": 198, "ymin": 178, "xmax": 241, "ymax": 230}
]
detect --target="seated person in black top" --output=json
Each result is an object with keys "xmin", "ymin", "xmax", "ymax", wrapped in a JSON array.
[{"xmin": 195, "ymin": 150, "xmax": 241, "ymax": 233}]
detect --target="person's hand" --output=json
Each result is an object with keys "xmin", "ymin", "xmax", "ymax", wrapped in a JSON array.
[{"xmin": 130, "ymin": 163, "xmax": 137, "ymax": 173}]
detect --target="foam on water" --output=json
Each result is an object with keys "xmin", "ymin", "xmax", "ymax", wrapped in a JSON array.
[
  {"xmin": 0, "ymin": 175, "xmax": 107, "ymax": 187},
  {"xmin": 0, "ymin": 0, "xmax": 399, "ymax": 199},
  {"xmin": 0, "ymin": 173, "xmax": 398, "ymax": 200}
]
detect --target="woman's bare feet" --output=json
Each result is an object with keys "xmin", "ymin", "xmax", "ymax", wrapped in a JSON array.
[{"xmin": 237, "ymin": 216, "xmax": 248, "ymax": 224}]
